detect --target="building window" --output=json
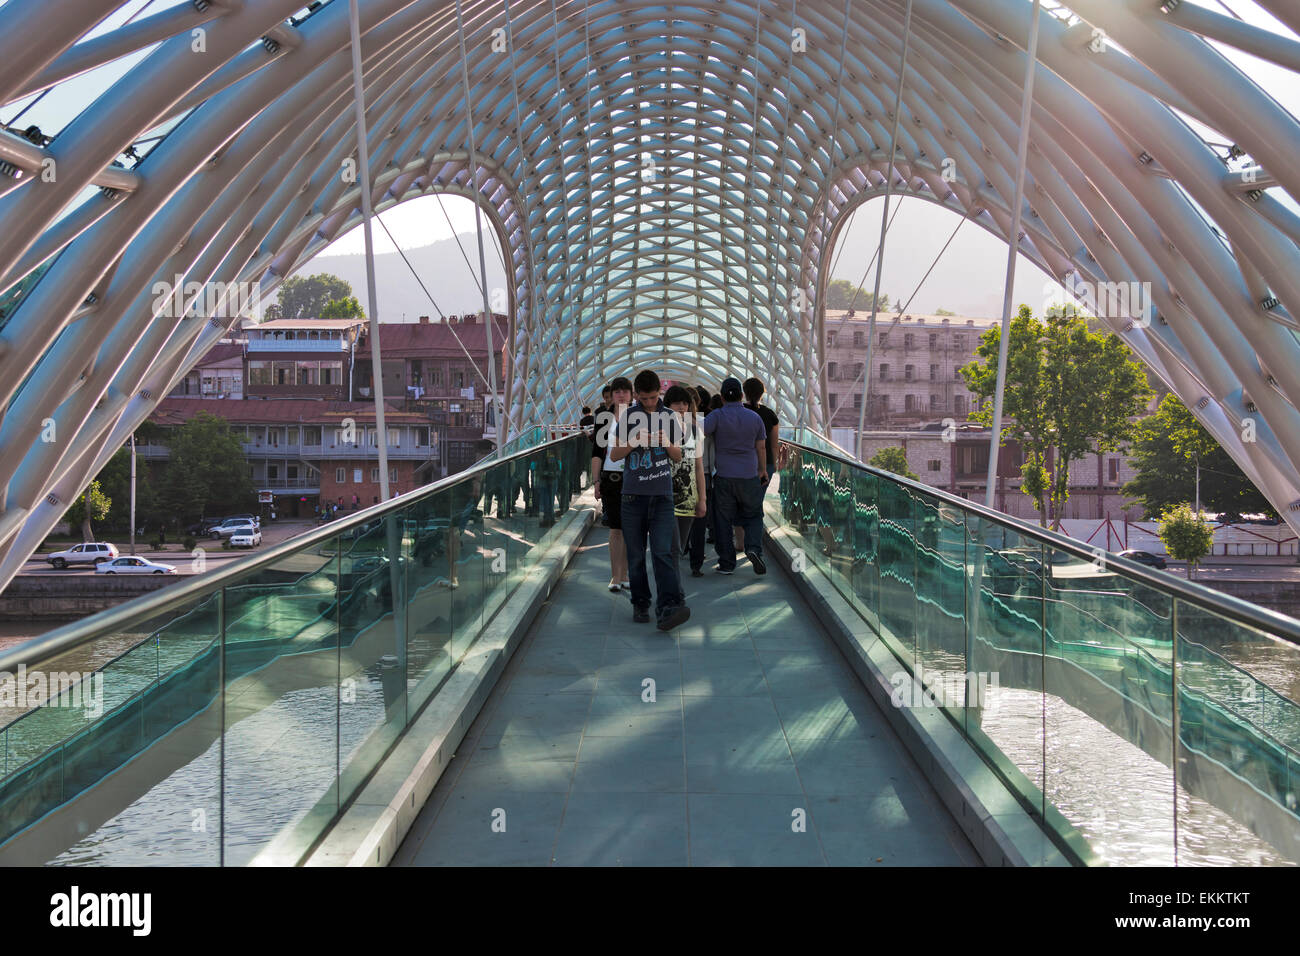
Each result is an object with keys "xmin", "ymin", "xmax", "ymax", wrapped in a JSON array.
[
  {"xmin": 930, "ymin": 364, "xmax": 938, "ymax": 381},
  {"xmin": 387, "ymin": 427, "xmax": 400, "ymax": 447},
  {"xmin": 275, "ymin": 362, "xmax": 293, "ymax": 385},
  {"xmin": 367, "ymin": 428, "xmax": 378, "ymax": 447},
  {"xmin": 873, "ymin": 332, "xmax": 884, "ymax": 348},
  {"xmin": 353, "ymin": 468, "xmax": 362, "ymax": 483},
  {"xmin": 455, "ymin": 370, "xmax": 466, "ymax": 388},
  {"xmin": 288, "ymin": 465, "xmax": 298, "ymax": 480},
  {"xmin": 905, "ymin": 394, "xmax": 917, "ymax": 412},
  {"xmin": 827, "ymin": 332, "xmax": 836, "ymax": 348},
  {"xmin": 1109, "ymin": 458, "xmax": 1120, "ymax": 484},
  {"xmin": 827, "ymin": 361, "xmax": 837, "ymax": 380},
  {"xmin": 929, "ymin": 334, "xmax": 938, "ymax": 349},
  {"xmin": 431, "ymin": 367, "xmax": 442, "ymax": 386},
  {"xmin": 957, "ymin": 444, "xmax": 991, "ymax": 475},
  {"xmin": 930, "ymin": 395, "xmax": 940, "ymax": 411},
  {"xmin": 904, "ymin": 333, "xmax": 914, "ymax": 350},
  {"xmin": 879, "ymin": 364, "xmax": 889, "ymax": 381},
  {"xmin": 389, "ymin": 466, "xmax": 398, "ymax": 483},
  {"xmin": 336, "ymin": 467, "xmax": 345, "ymax": 483},
  {"xmin": 954, "ymin": 394, "xmax": 967, "ymax": 417},
  {"xmin": 928, "ymin": 459, "xmax": 941, "ymax": 472},
  {"xmin": 854, "ymin": 394, "xmax": 863, "ymax": 410},
  {"xmin": 829, "ymin": 393, "xmax": 838, "ymax": 410},
  {"xmin": 268, "ymin": 465, "xmax": 279, "ymax": 480},
  {"xmin": 286, "ymin": 426, "xmax": 299, "ymax": 446},
  {"xmin": 904, "ymin": 365, "xmax": 914, "ymax": 381},
  {"xmin": 371, "ymin": 467, "xmax": 379, "ymax": 482},
  {"xmin": 296, "ymin": 361, "xmax": 318, "ymax": 386},
  {"xmin": 415, "ymin": 427, "xmax": 430, "ymax": 447},
  {"xmin": 321, "ymin": 362, "xmax": 341, "ymax": 386},
  {"xmin": 248, "ymin": 361, "xmax": 273, "ymax": 385},
  {"xmin": 954, "ymin": 335, "xmax": 965, "ymax": 351},
  {"xmin": 303, "ymin": 426, "xmax": 321, "ymax": 446}
]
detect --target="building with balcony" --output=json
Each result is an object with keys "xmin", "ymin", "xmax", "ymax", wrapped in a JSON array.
[
  {"xmin": 822, "ymin": 311, "xmax": 1001, "ymax": 429},
  {"xmin": 243, "ymin": 318, "xmax": 366, "ymax": 401},
  {"xmin": 168, "ymin": 343, "xmax": 245, "ymax": 400},
  {"xmin": 147, "ymin": 398, "xmax": 439, "ymax": 517}
]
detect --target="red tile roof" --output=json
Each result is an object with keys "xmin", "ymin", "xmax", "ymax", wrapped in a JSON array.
[
  {"xmin": 150, "ymin": 398, "xmax": 429, "ymax": 426},
  {"xmin": 196, "ymin": 343, "xmax": 244, "ymax": 365}
]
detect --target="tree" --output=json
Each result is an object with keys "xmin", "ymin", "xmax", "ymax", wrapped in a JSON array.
[
  {"xmin": 264, "ymin": 273, "xmax": 355, "ymax": 320},
  {"xmin": 95, "ymin": 446, "xmax": 164, "ymax": 534},
  {"xmin": 64, "ymin": 480, "xmax": 111, "ymax": 542},
  {"xmin": 869, "ymin": 446, "xmax": 918, "ymax": 480},
  {"xmin": 933, "ymin": 307, "xmax": 956, "ymax": 316},
  {"xmin": 960, "ymin": 305, "xmax": 1151, "ymax": 526},
  {"xmin": 825, "ymin": 279, "xmax": 889, "ymax": 312},
  {"xmin": 158, "ymin": 412, "xmax": 255, "ymax": 524},
  {"xmin": 1124, "ymin": 394, "xmax": 1273, "ymax": 521},
  {"xmin": 1158, "ymin": 503, "xmax": 1214, "ymax": 579},
  {"xmin": 319, "ymin": 295, "xmax": 365, "ymax": 319}
]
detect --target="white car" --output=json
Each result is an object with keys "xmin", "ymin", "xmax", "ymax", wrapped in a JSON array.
[
  {"xmin": 229, "ymin": 529, "xmax": 262, "ymax": 548},
  {"xmin": 209, "ymin": 520, "xmax": 257, "ymax": 539},
  {"xmin": 47, "ymin": 542, "xmax": 119, "ymax": 569},
  {"xmin": 95, "ymin": 556, "xmax": 176, "ymax": 575}
]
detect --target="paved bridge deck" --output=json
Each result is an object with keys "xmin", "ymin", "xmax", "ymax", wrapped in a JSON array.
[{"xmin": 394, "ymin": 526, "xmax": 979, "ymax": 866}]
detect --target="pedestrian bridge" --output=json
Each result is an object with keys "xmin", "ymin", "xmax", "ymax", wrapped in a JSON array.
[{"xmin": 1, "ymin": 431, "xmax": 1296, "ymax": 866}]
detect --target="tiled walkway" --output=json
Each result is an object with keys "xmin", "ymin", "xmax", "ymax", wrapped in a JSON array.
[{"xmin": 394, "ymin": 526, "xmax": 980, "ymax": 866}]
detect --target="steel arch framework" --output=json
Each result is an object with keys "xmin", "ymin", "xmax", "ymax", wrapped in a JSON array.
[{"xmin": 0, "ymin": 0, "xmax": 1298, "ymax": 587}]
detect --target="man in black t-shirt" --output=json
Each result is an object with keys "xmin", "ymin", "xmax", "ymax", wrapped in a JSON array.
[{"xmin": 743, "ymin": 377, "xmax": 779, "ymax": 479}]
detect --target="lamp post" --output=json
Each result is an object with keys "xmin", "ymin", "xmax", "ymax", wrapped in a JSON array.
[{"xmin": 129, "ymin": 432, "xmax": 137, "ymax": 556}]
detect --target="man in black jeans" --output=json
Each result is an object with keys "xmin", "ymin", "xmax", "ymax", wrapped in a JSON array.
[{"xmin": 703, "ymin": 377, "xmax": 768, "ymax": 575}]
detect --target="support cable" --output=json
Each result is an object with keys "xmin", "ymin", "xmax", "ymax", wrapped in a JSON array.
[
  {"xmin": 855, "ymin": 0, "xmax": 915, "ymax": 459},
  {"xmin": 454, "ymin": 0, "xmax": 504, "ymax": 456},
  {"xmin": 984, "ymin": 0, "xmax": 1043, "ymax": 509}
]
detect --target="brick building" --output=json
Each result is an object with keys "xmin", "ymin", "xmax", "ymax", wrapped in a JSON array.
[{"xmin": 147, "ymin": 313, "xmax": 509, "ymax": 518}]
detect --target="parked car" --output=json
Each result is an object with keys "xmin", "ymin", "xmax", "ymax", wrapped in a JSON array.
[
  {"xmin": 209, "ymin": 520, "xmax": 257, "ymax": 540},
  {"xmin": 47, "ymin": 542, "xmax": 119, "ymax": 569},
  {"xmin": 95, "ymin": 556, "xmax": 177, "ymax": 575},
  {"xmin": 224, "ymin": 513, "xmax": 260, "ymax": 529},
  {"xmin": 229, "ymin": 529, "xmax": 262, "ymax": 548},
  {"xmin": 1119, "ymin": 549, "xmax": 1168, "ymax": 570},
  {"xmin": 186, "ymin": 518, "xmax": 222, "ymax": 536}
]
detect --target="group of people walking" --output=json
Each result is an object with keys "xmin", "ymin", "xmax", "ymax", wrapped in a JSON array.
[{"xmin": 586, "ymin": 370, "xmax": 779, "ymax": 631}]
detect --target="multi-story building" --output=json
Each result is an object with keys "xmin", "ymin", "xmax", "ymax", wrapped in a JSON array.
[
  {"xmin": 146, "ymin": 314, "xmax": 509, "ymax": 518},
  {"xmin": 168, "ymin": 343, "xmax": 245, "ymax": 400},
  {"xmin": 821, "ymin": 310, "xmax": 1000, "ymax": 429},
  {"xmin": 146, "ymin": 399, "xmax": 439, "ymax": 518},
  {"xmin": 849, "ymin": 424, "xmax": 1142, "ymax": 521}
]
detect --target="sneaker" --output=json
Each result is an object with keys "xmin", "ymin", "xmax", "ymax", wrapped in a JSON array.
[
  {"xmin": 691, "ymin": 568, "xmax": 704, "ymax": 577},
  {"xmin": 633, "ymin": 607, "xmax": 651, "ymax": 623},
  {"xmin": 746, "ymin": 550, "xmax": 767, "ymax": 575},
  {"xmin": 657, "ymin": 605, "xmax": 691, "ymax": 631},
  {"xmin": 716, "ymin": 566, "xmax": 734, "ymax": 575}
]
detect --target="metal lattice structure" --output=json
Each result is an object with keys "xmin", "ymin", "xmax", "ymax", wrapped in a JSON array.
[{"xmin": 0, "ymin": 0, "xmax": 1299, "ymax": 586}]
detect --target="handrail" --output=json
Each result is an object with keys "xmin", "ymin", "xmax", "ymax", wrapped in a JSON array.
[
  {"xmin": 779, "ymin": 432, "xmax": 1300, "ymax": 646},
  {"xmin": 0, "ymin": 432, "xmax": 581, "ymax": 675}
]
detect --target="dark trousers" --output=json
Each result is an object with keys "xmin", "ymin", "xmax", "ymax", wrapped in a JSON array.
[
  {"xmin": 677, "ymin": 514, "xmax": 705, "ymax": 573},
  {"xmin": 622, "ymin": 493, "xmax": 682, "ymax": 617},
  {"xmin": 714, "ymin": 475, "xmax": 764, "ymax": 570}
]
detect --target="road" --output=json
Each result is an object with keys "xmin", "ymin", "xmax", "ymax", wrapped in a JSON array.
[{"xmin": 19, "ymin": 520, "xmax": 319, "ymax": 577}]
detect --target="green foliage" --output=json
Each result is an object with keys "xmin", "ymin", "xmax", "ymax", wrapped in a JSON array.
[
  {"xmin": 959, "ymin": 305, "xmax": 1151, "ymax": 526},
  {"xmin": 157, "ymin": 412, "xmax": 255, "ymax": 523},
  {"xmin": 1123, "ymin": 395, "xmax": 1272, "ymax": 521},
  {"xmin": 869, "ymin": 446, "xmax": 918, "ymax": 480},
  {"xmin": 933, "ymin": 307, "xmax": 956, "ymax": 316},
  {"xmin": 64, "ymin": 480, "xmax": 111, "ymax": 541},
  {"xmin": 182, "ymin": 536, "xmax": 197, "ymax": 552},
  {"xmin": 319, "ymin": 295, "xmax": 365, "ymax": 319},
  {"xmin": 1157, "ymin": 503, "xmax": 1214, "ymax": 578},
  {"xmin": 264, "ymin": 273, "xmax": 355, "ymax": 320},
  {"xmin": 825, "ymin": 279, "xmax": 889, "ymax": 312},
  {"xmin": 96, "ymin": 447, "xmax": 163, "ymax": 533}
]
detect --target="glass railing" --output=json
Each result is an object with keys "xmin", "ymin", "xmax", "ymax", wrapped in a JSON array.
[
  {"xmin": 0, "ymin": 433, "xmax": 591, "ymax": 865},
  {"xmin": 774, "ymin": 435, "xmax": 1300, "ymax": 866}
]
